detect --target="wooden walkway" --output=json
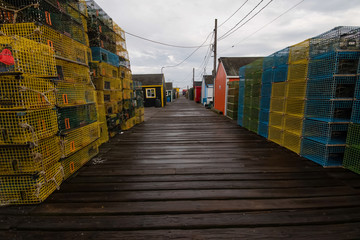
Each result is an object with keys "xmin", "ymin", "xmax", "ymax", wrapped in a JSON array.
[{"xmin": 2, "ymin": 97, "xmax": 360, "ymax": 239}]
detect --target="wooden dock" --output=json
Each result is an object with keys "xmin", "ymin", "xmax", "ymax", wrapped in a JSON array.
[{"xmin": 2, "ymin": 97, "xmax": 360, "ymax": 239}]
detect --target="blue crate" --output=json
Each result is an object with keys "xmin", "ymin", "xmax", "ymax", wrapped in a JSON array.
[
  {"xmin": 351, "ymin": 100, "xmax": 360, "ymax": 123},
  {"xmin": 259, "ymin": 109, "xmax": 270, "ymax": 124},
  {"xmin": 258, "ymin": 121, "xmax": 269, "ymax": 138},
  {"xmin": 260, "ymin": 96, "xmax": 271, "ymax": 111},
  {"xmin": 273, "ymin": 65, "xmax": 288, "ymax": 82},
  {"xmin": 261, "ymin": 83, "xmax": 272, "ymax": 97},
  {"xmin": 308, "ymin": 51, "xmax": 360, "ymax": 79},
  {"xmin": 239, "ymin": 80, "xmax": 245, "ymax": 88},
  {"xmin": 305, "ymin": 100, "xmax": 353, "ymax": 122},
  {"xmin": 306, "ymin": 76, "xmax": 356, "ymax": 100},
  {"xmin": 302, "ymin": 119, "xmax": 349, "ymax": 145},
  {"xmin": 310, "ymin": 27, "xmax": 360, "ymax": 58},
  {"xmin": 274, "ymin": 47, "xmax": 289, "ymax": 67},
  {"xmin": 239, "ymin": 66, "xmax": 246, "ymax": 79},
  {"xmin": 355, "ymin": 76, "xmax": 360, "ymax": 100},
  {"xmin": 237, "ymin": 112, "xmax": 244, "ymax": 126},
  {"xmin": 262, "ymin": 54, "xmax": 275, "ymax": 70},
  {"xmin": 238, "ymin": 86, "xmax": 245, "ymax": 105},
  {"xmin": 91, "ymin": 47, "xmax": 120, "ymax": 67},
  {"xmin": 301, "ymin": 138, "xmax": 345, "ymax": 167},
  {"xmin": 261, "ymin": 69, "xmax": 273, "ymax": 84}
]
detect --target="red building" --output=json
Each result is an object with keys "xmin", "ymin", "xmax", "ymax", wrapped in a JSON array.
[
  {"xmin": 193, "ymin": 81, "xmax": 202, "ymax": 103},
  {"xmin": 214, "ymin": 57, "xmax": 261, "ymax": 115}
]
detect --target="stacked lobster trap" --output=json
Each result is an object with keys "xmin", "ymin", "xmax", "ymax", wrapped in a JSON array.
[
  {"xmin": 0, "ymin": 36, "xmax": 64, "ymax": 205},
  {"xmin": 134, "ymin": 80, "xmax": 144, "ymax": 124},
  {"xmin": 0, "ymin": 0, "xmax": 102, "ymax": 205}
]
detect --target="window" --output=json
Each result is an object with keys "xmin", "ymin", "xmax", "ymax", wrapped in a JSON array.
[{"xmin": 146, "ymin": 88, "xmax": 156, "ymax": 98}]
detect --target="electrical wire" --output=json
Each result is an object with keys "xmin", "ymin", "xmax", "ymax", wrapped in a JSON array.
[
  {"xmin": 125, "ymin": 30, "xmax": 211, "ymax": 48},
  {"xmin": 219, "ymin": 0, "xmax": 274, "ymax": 41},
  {"xmin": 228, "ymin": 0, "xmax": 305, "ymax": 49},
  {"xmin": 218, "ymin": 0, "xmax": 249, "ymax": 28},
  {"xmin": 162, "ymin": 31, "xmax": 214, "ymax": 70},
  {"xmin": 218, "ymin": 0, "xmax": 264, "ymax": 40}
]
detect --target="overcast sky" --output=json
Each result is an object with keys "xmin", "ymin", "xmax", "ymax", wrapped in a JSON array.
[{"xmin": 95, "ymin": 0, "xmax": 360, "ymax": 89}]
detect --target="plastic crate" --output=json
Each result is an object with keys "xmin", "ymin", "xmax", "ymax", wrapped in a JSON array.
[
  {"xmin": 351, "ymin": 100, "xmax": 360, "ymax": 123},
  {"xmin": 259, "ymin": 109, "xmax": 270, "ymax": 124},
  {"xmin": 261, "ymin": 69, "xmax": 273, "ymax": 83},
  {"xmin": 258, "ymin": 121, "xmax": 269, "ymax": 138},
  {"xmin": 284, "ymin": 98, "xmax": 305, "ymax": 116},
  {"xmin": 57, "ymin": 103, "xmax": 98, "ymax": 133},
  {"xmin": 249, "ymin": 119, "xmax": 259, "ymax": 133},
  {"xmin": 268, "ymin": 126, "xmax": 284, "ymax": 145},
  {"xmin": 283, "ymin": 114, "xmax": 303, "ymax": 135},
  {"xmin": 238, "ymin": 86, "xmax": 245, "ymax": 106},
  {"xmin": 346, "ymin": 123, "xmax": 360, "ymax": 148},
  {"xmin": 0, "ymin": 109, "xmax": 58, "ymax": 145},
  {"xmin": 261, "ymin": 83, "xmax": 272, "ymax": 98},
  {"xmin": 250, "ymin": 108, "xmax": 260, "ymax": 121},
  {"xmin": 1, "ymin": 23, "xmax": 89, "ymax": 65},
  {"xmin": 310, "ymin": 26, "xmax": 360, "ymax": 57},
  {"xmin": 274, "ymin": 47, "xmax": 290, "ymax": 66},
  {"xmin": 243, "ymin": 116, "xmax": 251, "ymax": 130},
  {"xmin": 55, "ymin": 82, "xmax": 96, "ymax": 107},
  {"xmin": 269, "ymin": 112, "xmax": 285, "ymax": 128},
  {"xmin": 0, "ymin": 36, "xmax": 56, "ymax": 77},
  {"xmin": 301, "ymin": 138, "xmax": 345, "ymax": 167},
  {"xmin": 305, "ymin": 100, "xmax": 353, "ymax": 122},
  {"xmin": 250, "ymin": 97, "xmax": 260, "ymax": 109},
  {"xmin": 273, "ymin": 65, "xmax": 288, "ymax": 82},
  {"xmin": 343, "ymin": 146, "xmax": 360, "ymax": 174},
  {"xmin": 308, "ymin": 51, "xmax": 360, "ymax": 79},
  {"xmin": 55, "ymin": 58, "xmax": 91, "ymax": 84},
  {"xmin": 271, "ymin": 82, "xmax": 287, "ymax": 98},
  {"xmin": 287, "ymin": 59, "xmax": 309, "ymax": 81},
  {"xmin": 0, "ymin": 135, "xmax": 61, "ymax": 175},
  {"xmin": 0, "ymin": 162, "xmax": 64, "ymax": 206},
  {"xmin": 60, "ymin": 122, "xmax": 99, "ymax": 158},
  {"xmin": 260, "ymin": 96, "xmax": 271, "ymax": 111},
  {"xmin": 0, "ymin": 75, "xmax": 56, "ymax": 110},
  {"xmin": 283, "ymin": 130, "xmax": 302, "ymax": 154},
  {"xmin": 303, "ymin": 119, "xmax": 348, "ymax": 145},
  {"xmin": 270, "ymin": 97, "xmax": 285, "ymax": 113},
  {"xmin": 306, "ymin": 76, "xmax": 356, "ymax": 100},
  {"xmin": 91, "ymin": 47, "xmax": 120, "ymax": 67},
  {"xmin": 286, "ymin": 80, "xmax": 307, "ymax": 99},
  {"xmin": 289, "ymin": 39, "xmax": 310, "ymax": 63}
]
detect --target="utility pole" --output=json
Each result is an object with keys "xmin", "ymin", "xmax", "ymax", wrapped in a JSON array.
[
  {"xmin": 213, "ymin": 19, "xmax": 217, "ymax": 106},
  {"xmin": 192, "ymin": 67, "xmax": 195, "ymax": 88}
]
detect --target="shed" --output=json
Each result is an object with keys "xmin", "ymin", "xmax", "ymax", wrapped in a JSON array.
[
  {"xmin": 165, "ymin": 82, "xmax": 173, "ymax": 102},
  {"xmin": 214, "ymin": 57, "xmax": 261, "ymax": 115},
  {"xmin": 193, "ymin": 81, "xmax": 202, "ymax": 103},
  {"xmin": 201, "ymin": 75, "xmax": 214, "ymax": 105},
  {"xmin": 132, "ymin": 74, "xmax": 166, "ymax": 107}
]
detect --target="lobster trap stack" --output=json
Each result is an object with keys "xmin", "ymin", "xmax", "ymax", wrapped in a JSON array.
[
  {"xmin": 86, "ymin": 0, "xmax": 135, "ymax": 135},
  {"xmin": 0, "ymin": 0, "xmax": 103, "ymax": 205},
  {"xmin": 134, "ymin": 81, "xmax": 144, "ymax": 124},
  {"xmin": 0, "ymin": 36, "xmax": 64, "ymax": 205}
]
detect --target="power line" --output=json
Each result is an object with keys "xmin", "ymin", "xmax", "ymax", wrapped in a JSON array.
[
  {"xmin": 218, "ymin": 0, "xmax": 249, "ymax": 28},
  {"xmin": 219, "ymin": 0, "xmax": 274, "ymax": 41},
  {"xmin": 218, "ymin": 0, "xmax": 264, "ymax": 40},
  {"xmin": 162, "ymin": 32, "xmax": 214, "ymax": 70},
  {"xmin": 229, "ymin": 0, "xmax": 305, "ymax": 49},
  {"xmin": 125, "ymin": 30, "xmax": 211, "ymax": 48}
]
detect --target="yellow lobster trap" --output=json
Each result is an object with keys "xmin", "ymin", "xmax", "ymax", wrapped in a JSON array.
[
  {"xmin": 91, "ymin": 61, "xmax": 119, "ymax": 78},
  {"xmin": 0, "ymin": 136, "xmax": 61, "ymax": 175},
  {"xmin": 60, "ymin": 122, "xmax": 100, "ymax": 158},
  {"xmin": 93, "ymin": 76, "xmax": 122, "ymax": 90},
  {"xmin": 1, "ymin": 23, "xmax": 89, "ymax": 65},
  {"xmin": 55, "ymin": 58, "xmax": 91, "ymax": 84},
  {"xmin": 0, "ymin": 162, "xmax": 64, "ymax": 205},
  {"xmin": 97, "ymin": 121, "xmax": 109, "ymax": 145},
  {"xmin": 97, "ymin": 104, "xmax": 107, "ymax": 123},
  {"xmin": 0, "ymin": 75, "xmax": 56, "ymax": 110},
  {"xmin": 103, "ymin": 90, "xmax": 123, "ymax": 102},
  {"xmin": 55, "ymin": 81, "xmax": 96, "ymax": 107},
  {"xmin": 96, "ymin": 90, "xmax": 104, "ymax": 104},
  {"xmin": 60, "ymin": 141, "xmax": 98, "ymax": 180},
  {"xmin": 0, "ymin": 109, "xmax": 58, "ymax": 145},
  {"xmin": 0, "ymin": 36, "xmax": 56, "ymax": 77}
]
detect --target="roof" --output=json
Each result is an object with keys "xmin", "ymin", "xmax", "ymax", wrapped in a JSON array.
[
  {"xmin": 219, "ymin": 57, "xmax": 262, "ymax": 76},
  {"xmin": 203, "ymin": 75, "xmax": 213, "ymax": 85},
  {"xmin": 132, "ymin": 74, "xmax": 164, "ymax": 86},
  {"xmin": 165, "ymin": 82, "xmax": 173, "ymax": 90},
  {"xmin": 194, "ymin": 81, "xmax": 202, "ymax": 87}
]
